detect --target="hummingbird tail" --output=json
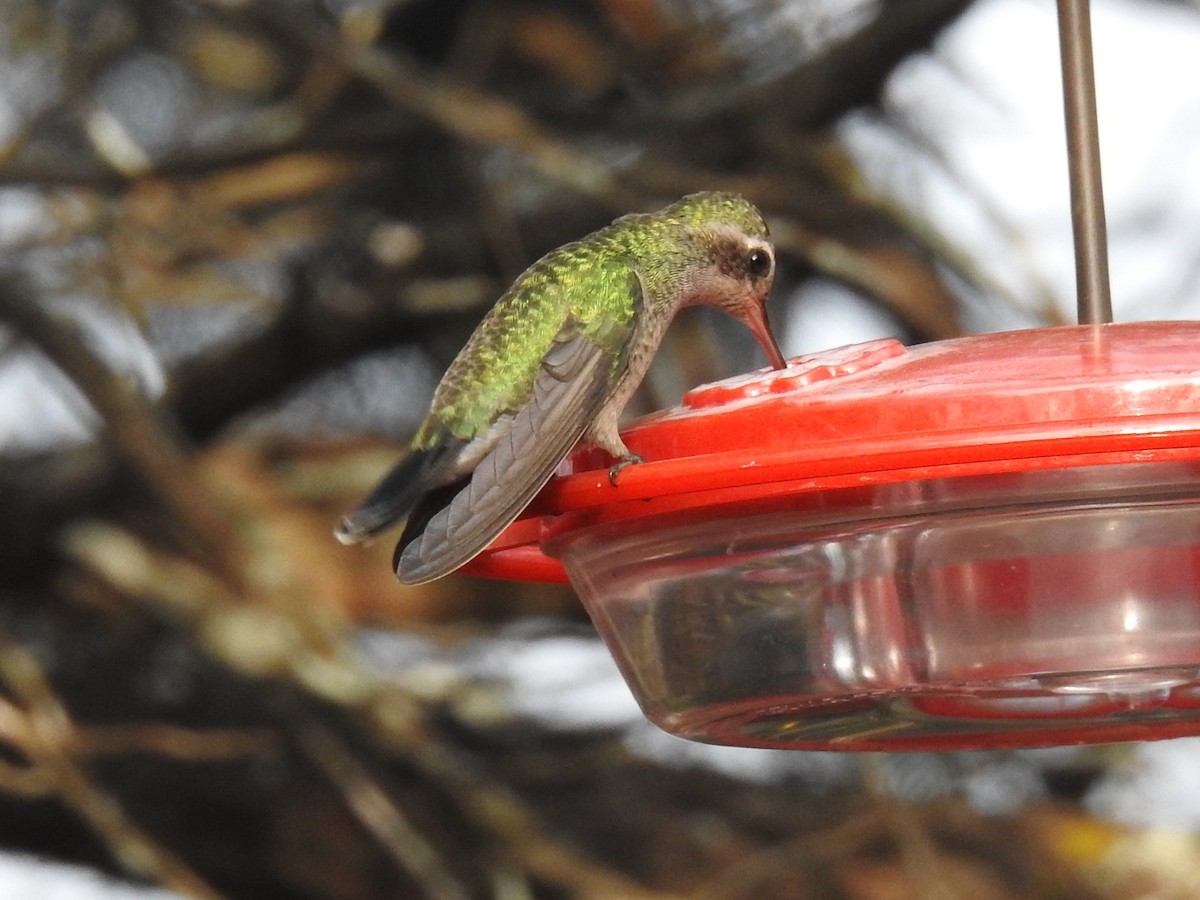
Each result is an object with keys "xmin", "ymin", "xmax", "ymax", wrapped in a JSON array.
[{"xmin": 334, "ymin": 439, "xmax": 464, "ymax": 544}]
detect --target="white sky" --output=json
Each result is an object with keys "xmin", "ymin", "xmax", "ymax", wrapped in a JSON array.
[
  {"xmin": 785, "ymin": 0, "xmax": 1200, "ymax": 355},
  {"xmin": 890, "ymin": 0, "xmax": 1197, "ymax": 319}
]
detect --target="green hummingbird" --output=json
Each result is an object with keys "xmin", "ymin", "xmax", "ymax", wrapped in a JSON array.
[{"xmin": 336, "ymin": 191, "xmax": 787, "ymax": 584}]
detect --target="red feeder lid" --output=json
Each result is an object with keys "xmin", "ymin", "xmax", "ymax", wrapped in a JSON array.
[
  {"xmin": 465, "ymin": 322, "xmax": 1200, "ymax": 583},
  {"xmin": 461, "ymin": 322, "xmax": 1200, "ymax": 750}
]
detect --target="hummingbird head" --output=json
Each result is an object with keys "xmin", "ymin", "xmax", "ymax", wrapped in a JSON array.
[{"xmin": 665, "ymin": 192, "xmax": 788, "ymax": 370}]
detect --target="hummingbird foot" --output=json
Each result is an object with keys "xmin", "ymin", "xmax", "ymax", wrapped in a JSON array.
[{"xmin": 608, "ymin": 453, "xmax": 644, "ymax": 486}]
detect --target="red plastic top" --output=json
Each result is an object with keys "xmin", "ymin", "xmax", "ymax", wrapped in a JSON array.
[{"xmin": 463, "ymin": 322, "xmax": 1200, "ymax": 582}]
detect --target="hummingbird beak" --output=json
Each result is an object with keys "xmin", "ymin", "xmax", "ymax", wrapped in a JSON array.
[{"xmin": 747, "ymin": 301, "xmax": 788, "ymax": 370}]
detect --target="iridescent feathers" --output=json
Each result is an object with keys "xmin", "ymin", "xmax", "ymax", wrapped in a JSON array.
[{"xmin": 336, "ymin": 192, "xmax": 785, "ymax": 583}]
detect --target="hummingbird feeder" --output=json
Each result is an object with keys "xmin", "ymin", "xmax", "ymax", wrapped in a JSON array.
[{"xmin": 463, "ymin": 0, "xmax": 1200, "ymax": 751}]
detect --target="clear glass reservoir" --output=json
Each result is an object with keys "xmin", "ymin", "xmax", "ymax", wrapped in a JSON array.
[{"xmin": 558, "ymin": 463, "xmax": 1200, "ymax": 749}]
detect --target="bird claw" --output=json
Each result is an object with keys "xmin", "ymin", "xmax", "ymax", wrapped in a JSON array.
[{"xmin": 608, "ymin": 454, "xmax": 644, "ymax": 486}]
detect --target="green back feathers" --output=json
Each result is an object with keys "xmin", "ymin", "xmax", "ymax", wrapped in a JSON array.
[
  {"xmin": 414, "ymin": 192, "xmax": 765, "ymax": 446},
  {"xmin": 657, "ymin": 192, "xmax": 770, "ymax": 240},
  {"xmin": 413, "ymin": 235, "xmax": 642, "ymax": 446}
]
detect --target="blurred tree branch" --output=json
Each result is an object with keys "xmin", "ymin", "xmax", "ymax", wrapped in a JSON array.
[
  {"xmin": 0, "ymin": 272, "xmax": 239, "ymax": 578},
  {"xmin": 0, "ymin": 640, "xmax": 225, "ymax": 899},
  {"xmin": 666, "ymin": 0, "xmax": 976, "ymax": 125}
]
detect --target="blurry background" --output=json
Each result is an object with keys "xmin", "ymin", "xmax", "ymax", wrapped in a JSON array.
[{"xmin": 2, "ymin": 0, "xmax": 1200, "ymax": 897}]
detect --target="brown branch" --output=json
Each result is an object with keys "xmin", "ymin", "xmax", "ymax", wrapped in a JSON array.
[
  {"xmin": 71, "ymin": 723, "xmax": 278, "ymax": 761},
  {"xmin": 666, "ymin": 0, "xmax": 978, "ymax": 127},
  {"xmin": 207, "ymin": 0, "xmax": 642, "ymax": 208},
  {"xmin": 167, "ymin": 265, "xmax": 409, "ymax": 444},
  {"xmin": 0, "ymin": 273, "xmax": 241, "ymax": 580},
  {"xmin": 0, "ymin": 111, "xmax": 422, "ymax": 190},
  {"xmin": 0, "ymin": 639, "xmax": 225, "ymax": 899},
  {"xmin": 67, "ymin": 513, "xmax": 671, "ymax": 897},
  {"xmin": 397, "ymin": 735, "xmax": 679, "ymax": 900},
  {"xmin": 296, "ymin": 721, "xmax": 473, "ymax": 900}
]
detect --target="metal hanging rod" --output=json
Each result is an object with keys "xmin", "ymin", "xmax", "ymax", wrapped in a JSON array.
[{"xmin": 1056, "ymin": 0, "xmax": 1113, "ymax": 325}]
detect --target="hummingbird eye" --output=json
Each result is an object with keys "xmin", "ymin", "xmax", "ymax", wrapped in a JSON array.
[{"xmin": 746, "ymin": 248, "xmax": 773, "ymax": 280}]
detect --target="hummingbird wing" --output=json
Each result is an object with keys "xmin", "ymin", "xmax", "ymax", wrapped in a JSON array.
[
  {"xmin": 395, "ymin": 310, "xmax": 637, "ymax": 584},
  {"xmin": 333, "ymin": 436, "xmax": 468, "ymax": 544}
]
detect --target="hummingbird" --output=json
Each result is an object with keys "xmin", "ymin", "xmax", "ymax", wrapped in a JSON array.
[{"xmin": 336, "ymin": 191, "xmax": 787, "ymax": 584}]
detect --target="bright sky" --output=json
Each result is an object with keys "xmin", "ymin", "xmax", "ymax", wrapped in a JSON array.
[
  {"xmin": 929, "ymin": 0, "xmax": 1200, "ymax": 322},
  {"xmin": 786, "ymin": 0, "xmax": 1200, "ymax": 354}
]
